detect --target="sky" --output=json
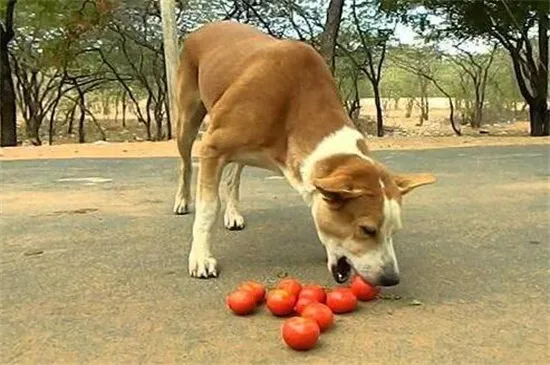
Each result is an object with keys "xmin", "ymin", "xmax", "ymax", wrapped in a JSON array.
[{"xmin": 394, "ymin": 22, "xmax": 492, "ymax": 54}]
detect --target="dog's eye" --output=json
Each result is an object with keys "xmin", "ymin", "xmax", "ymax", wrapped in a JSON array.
[{"xmin": 361, "ymin": 226, "xmax": 377, "ymax": 236}]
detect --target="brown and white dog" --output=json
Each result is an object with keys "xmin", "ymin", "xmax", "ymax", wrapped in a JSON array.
[{"xmin": 173, "ymin": 21, "xmax": 436, "ymax": 286}]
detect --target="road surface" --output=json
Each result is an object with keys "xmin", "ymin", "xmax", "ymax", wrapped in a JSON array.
[{"xmin": 1, "ymin": 145, "xmax": 548, "ymax": 364}]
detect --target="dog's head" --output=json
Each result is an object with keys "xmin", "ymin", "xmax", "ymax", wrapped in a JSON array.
[{"xmin": 309, "ymin": 155, "xmax": 436, "ymax": 286}]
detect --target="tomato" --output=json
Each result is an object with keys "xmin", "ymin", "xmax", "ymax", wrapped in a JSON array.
[
  {"xmin": 281, "ymin": 317, "xmax": 320, "ymax": 351},
  {"xmin": 266, "ymin": 289, "xmax": 297, "ymax": 316},
  {"xmin": 326, "ymin": 288, "xmax": 357, "ymax": 314},
  {"xmin": 294, "ymin": 296, "xmax": 317, "ymax": 314},
  {"xmin": 238, "ymin": 281, "xmax": 266, "ymax": 304},
  {"xmin": 226, "ymin": 290, "xmax": 257, "ymax": 315},
  {"xmin": 350, "ymin": 275, "xmax": 379, "ymax": 301},
  {"xmin": 333, "ymin": 286, "xmax": 351, "ymax": 292},
  {"xmin": 301, "ymin": 302, "xmax": 334, "ymax": 332},
  {"xmin": 277, "ymin": 278, "xmax": 302, "ymax": 297},
  {"xmin": 299, "ymin": 285, "xmax": 326, "ymax": 303}
]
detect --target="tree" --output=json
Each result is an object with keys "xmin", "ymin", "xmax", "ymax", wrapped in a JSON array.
[
  {"xmin": 388, "ymin": 44, "xmax": 438, "ymax": 124},
  {"xmin": 336, "ymin": 54, "xmax": 362, "ymax": 125},
  {"xmin": 338, "ymin": 0, "xmax": 395, "ymax": 137},
  {"xmin": 160, "ymin": 0, "xmax": 178, "ymax": 140},
  {"xmin": 379, "ymin": 64, "xmax": 419, "ymax": 119},
  {"xmin": 383, "ymin": 0, "xmax": 549, "ymax": 136},
  {"xmin": 97, "ymin": 0, "xmax": 170, "ymax": 141},
  {"xmin": 485, "ymin": 47, "xmax": 524, "ymax": 119},
  {"xmin": 9, "ymin": 0, "xmax": 113, "ymax": 144},
  {"xmin": 0, "ymin": 0, "xmax": 17, "ymax": 146},
  {"xmin": 319, "ymin": 0, "xmax": 345, "ymax": 74},
  {"xmin": 392, "ymin": 45, "xmax": 462, "ymax": 135},
  {"xmin": 450, "ymin": 44, "xmax": 498, "ymax": 128}
]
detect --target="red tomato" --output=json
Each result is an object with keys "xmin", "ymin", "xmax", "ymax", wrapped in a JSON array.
[
  {"xmin": 350, "ymin": 275, "xmax": 379, "ymax": 301},
  {"xmin": 281, "ymin": 317, "xmax": 320, "ymax": 351},
  {"xmin": 299, "ymin": 285, "xmax": 326, "ymax": 303},
  {"xmin": 301, "ymin": 302, "xmax": 334, "ymax": 332},
  {"xmin": 226, "ymin": 290, "xmax": 256, "ymax": 315},
  {"xmin": 266, "ymin": 289, "xmax": 297, "ymax": 316},
  {"xmin": 333, "ymin": 286, "xmax": 351, "ymax": 292},
  {"xmin": 294, "ymin": 296, "xmax": 317, "ymax": 314},
  {"xmin": 238, "ymin": 281, "xmax": 266, "ymax": 303},
  {"xmin": 326, "ymin": 288, "xmax": 357, "ymax": 314},
  {"xmin": 277, "ymin": 278, "xmax": 302, "ymax": 297}
]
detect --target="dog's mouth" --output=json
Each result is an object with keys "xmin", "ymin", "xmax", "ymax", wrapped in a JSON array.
[{"xmin": 331, "ymin": 256, "xmax": 352, "ymax": 283}]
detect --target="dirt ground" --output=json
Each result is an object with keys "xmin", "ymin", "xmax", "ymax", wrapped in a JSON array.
[{"xmin": 2, "ymin": 133, "xmax": 548, "ymax": 161}]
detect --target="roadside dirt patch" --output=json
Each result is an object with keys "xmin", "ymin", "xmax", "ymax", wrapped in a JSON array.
[{"xmin": 1, "ymin": 136, "xmax": 548, "ymax": 161}]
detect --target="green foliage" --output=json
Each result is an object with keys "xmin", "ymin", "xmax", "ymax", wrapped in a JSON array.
[
  {"xmin": 381, "ymin": 0, "xmax": 545, "ymax": 42},
  {"xmin": 7, "ymin": 0, "xmax": 543, "ymax": 143}
]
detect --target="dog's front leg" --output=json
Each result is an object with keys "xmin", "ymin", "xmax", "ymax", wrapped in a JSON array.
[{"xmin": 188, "ymin": 157, "xmax": 225, "ymax": 278}]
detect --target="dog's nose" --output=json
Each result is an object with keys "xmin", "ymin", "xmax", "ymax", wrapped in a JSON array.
[{"xmin": 378, "ymin": 272, "xmax": 400, "ymax": 287}]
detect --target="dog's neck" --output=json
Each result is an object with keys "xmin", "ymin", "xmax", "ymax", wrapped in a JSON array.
[{"xmin": 295, "ymin": 125, "xmax": 373, "ymax": 204}]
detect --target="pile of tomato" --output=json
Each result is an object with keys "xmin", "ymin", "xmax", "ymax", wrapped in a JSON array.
[{"xmin": 225, "ymin": 275, "xmax": 380, "ymax": 351}]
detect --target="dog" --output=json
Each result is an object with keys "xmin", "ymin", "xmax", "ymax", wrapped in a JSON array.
[{"xmin": 173, "ymin": 21, "xmax": 436, "ymax": 286}]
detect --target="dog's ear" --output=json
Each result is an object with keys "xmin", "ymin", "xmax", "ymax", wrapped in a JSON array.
[
  {"xmin": 313, "ymin": 175, "xmax": 367, "ymax": 203},
  {"xmin": 392, "ymin": 173, "xmax": 436, "ymax": 195}
]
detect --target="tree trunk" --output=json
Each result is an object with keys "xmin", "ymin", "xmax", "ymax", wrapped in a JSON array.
[
  {"xmin": 346, "ymin": 71, "xmax": 361, "ymax": 128},
  {"xmin": 48, "ymin": 77, "xmax": 64, "ymax": 145},
  {"xmin": 114, "ymin": 93, "xmax": 119, "ymax": 124},
  {"xmin": 145, "ymin": 93, "xmax": 153, "ymax": 141},
  {"xmin": 164, "ymin": 96, "xmax": 172, "ymax": 139},
  {"xmin": 372, "ymin": 83, "xmax": 384, "ymax": 137},
  {"xmin": 471, "ymin": 85, "xmax": 483, "ymax": 128},
  {"xmin": 154, "ymin": 101, "xmax": 163, "ymax": 141},
  {"xmin": 405, "ymin": 98, "xmax": 414, "ymax": 118},
  {"xmin": 505, "ymin": 4, "xmax": 548, "ymax": 136},
  {"xmin": 529, "ymin": 100, "xmax": 549, "ymax": 136},
  {"xmin": 160, "ymin": 0, "xmax": 178, "ymax": 142},
  {"xmin": 48, "ymin": 107, "xmax": 55, "ymax": 145},
  {"xmin": 319, "ymin": 0, "xmax": 345, "ymax": 74},
  {"xmin": 418, "ymin": 76, "xmax": 429, "ymax": 124},
  {"xmin": 0, "ymin": 0, "xmax": 17, "ymax": 147},
  {"xmin": 102, "ymin": 95, "xmax": 109, "ymax": 116},
  {"xmin": 448, "ymin": 96, "xmax": 461, "ymax": 136},
  {"xmin": 472, "ymin": 100, "xmax": 482, "ymax": 129},
  {"xmin": 66, "ymin": 102, "xmax": 77, "ymax": 134},
  {"xmin": 121, "ymin": 90, "xmax": 127, "ymax": 128},
  {"xmin": 417, "ymin": 96, "xmax": 429, "ymax": 126},
  {"xmin": 76, "ymin": 85, "xmax": 86, "ymax": 143},
  {"xmin": 26, "ymin": 113, "xmax": 41, "ymax": 145},
  {"xmin": 48, "ymin": 101, "xmax": 58, "ymax": 145},
  {"xmin": 382, "ymin": 99, "xmax": 389, "ymax": 112},
  {"xmin": 423, "ymin": 97, "xmax": 429, "ymax": 120},
  {"xmin": 531, "ymin": 6, "xmax": 549, "ymax": 136}
]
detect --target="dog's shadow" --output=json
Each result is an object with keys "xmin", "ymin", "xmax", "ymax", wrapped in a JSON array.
[{"xmin": 215, "ymin": 204, "xmax": 326, "ymax": 266}]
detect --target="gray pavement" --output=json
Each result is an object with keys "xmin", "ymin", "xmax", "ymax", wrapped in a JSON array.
[{"xmin": 1, "ymin": 145, "xmax": 549, "ymax": 364}]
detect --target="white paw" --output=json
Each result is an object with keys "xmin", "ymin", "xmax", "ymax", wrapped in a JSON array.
[
  {"xmin": 188, "ymin": 249, "xmax": 218, "ymax": 278},
  {"xmin": 224, "ymin": 207, "xmax": 245, "ymax": 231},
  {"xmin": 173, "ymin": 197, "xmax": 191, "ymax": 215}
]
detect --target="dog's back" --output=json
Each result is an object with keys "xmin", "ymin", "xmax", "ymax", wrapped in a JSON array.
[{"xmin": 180, "ymin": 21, "xmax": 277, "ymax": 110}]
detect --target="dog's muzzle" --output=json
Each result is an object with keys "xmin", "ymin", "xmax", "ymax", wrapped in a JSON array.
[{"xmin": 331, "ymin": 256, "xmax": 352, "ymax": 283}]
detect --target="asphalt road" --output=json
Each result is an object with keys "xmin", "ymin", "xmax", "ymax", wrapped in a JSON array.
[{"xmin": 1, "ymin": 145, "xmax": 548, "ymax": 364}]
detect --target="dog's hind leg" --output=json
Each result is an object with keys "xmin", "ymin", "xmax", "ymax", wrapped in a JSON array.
[
  {"xmin": 173, "ymin": 53, "xmax": 207, "ymax": 215},
  {"xmin": 221, "ymin": 163, "xmax": 245, "ymax": 230}
]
